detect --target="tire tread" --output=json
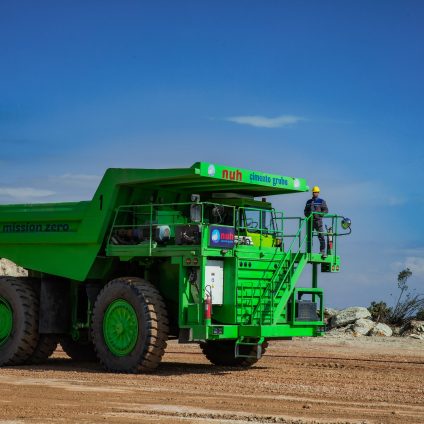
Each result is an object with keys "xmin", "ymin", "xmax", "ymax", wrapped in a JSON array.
[
  {"xmin": 92, "ymin": 277, "xmax": 169, "ymax": 373},
  {"xmin": 0, "ymin": 277, "xmax": 39, "ymax": 366}
]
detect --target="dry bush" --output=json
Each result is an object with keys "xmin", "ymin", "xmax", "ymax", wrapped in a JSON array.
[{"xmin": 368, "ymin": 268, "xmax": 424, "ymax": 325}]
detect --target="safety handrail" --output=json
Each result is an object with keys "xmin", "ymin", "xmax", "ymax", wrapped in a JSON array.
[
  {"xmin": 106, "ymin": 201, "xmax": 236, "ymax": 252},
  {"xmin": 251, "ymin": 212, "xmax": 350, "ymax": 324},
  {"xmin": 251, "ymin": 214, "xmax": 312, "ymax": 323}
]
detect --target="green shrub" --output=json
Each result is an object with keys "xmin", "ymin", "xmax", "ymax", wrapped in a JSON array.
[
  {"xmin": 368, "ymin": 301, "xmax": 392, "ymax": 323},
  {"xmin": 369, "ymin": 269, "xmax": 424, "ymax": 325},
  {"xmin": 416, "ymin": 309, "xmax": 424, "ymax": 321}
]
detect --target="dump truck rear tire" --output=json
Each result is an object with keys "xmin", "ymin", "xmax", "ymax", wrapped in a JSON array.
[
  {"xmin": 200, "ymin": 339, "xmax": 268, "ymax": 367},
  {"xmin": 25, "ymin": 278, "xmax": 59, "ymax": 364},
  {"xmin": 28, "ymin": 334, "xmax": 59, "ymax": 364},
  {"xmin": 91, "ymin": 277, "xmax": 169, "ymax": 373},
  {"xmin": 0, "ymin": 277, "xmax": 39, "ymax": 366},
  {"xmin": 60, "ymin": 336, "xmax": 97, "ymax": 362}
]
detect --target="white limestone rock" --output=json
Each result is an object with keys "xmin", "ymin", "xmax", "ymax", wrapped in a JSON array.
[
  {"xmin": 330, "ymin": 307, "xmax": 372, "ymax": 328},
  {"xmin": 0, "ymin": 258, "xmax": 27, "ymax": 277},
  {"xmin": 400, "ymin": 320, "xmax": 424, "ymax": 338},
  {"xmin": 369, "ymin": 322, "xmax": 393, "ymax": 337},
  {"xmin": 351, "ymin": 318, "xmax": 376, "ymax": 336}
]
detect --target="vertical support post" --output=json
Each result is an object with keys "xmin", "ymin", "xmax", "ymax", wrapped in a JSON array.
[
  {"xmin": 333, "ymin": 215, "xmax": 337, "ymax": 257},
  {"xmin": 306, "ymin": 216, "xmax": 312, "ymax": 254},
  {"xmin": 312, "ymin": 263, "xmax": 318, "ymax": 302},
  {"xmin": 149, "ymin": 204, "xmax": 153, "ymax": 256},
  {"xmin": 259, "ymin": 209, "xmax": 263, "ymax": 250}
]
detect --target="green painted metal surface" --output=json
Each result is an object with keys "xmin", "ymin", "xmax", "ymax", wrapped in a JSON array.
[
  {"xmin": 0, "ymin": 296, "xmax": 13, "ymax": 346},
  {"xmin": 103, "ymin": 299, "xmax": 139, "ymax": 356}
]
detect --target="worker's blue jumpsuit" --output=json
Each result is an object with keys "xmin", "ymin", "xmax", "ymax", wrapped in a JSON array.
[{"xmin": 304, "ymin": 197, "xmax": 328, "ymax": 254}]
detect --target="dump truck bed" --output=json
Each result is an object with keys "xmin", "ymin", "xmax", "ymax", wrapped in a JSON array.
[{"xmin": 0, "ymin": 200, "xmax": 100, "ymax": 280}]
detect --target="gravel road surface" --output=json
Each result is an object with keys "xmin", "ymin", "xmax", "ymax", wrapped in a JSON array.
[{"xmin": 0, "ymin": 337, "xmax": 423, "ymax": 424}]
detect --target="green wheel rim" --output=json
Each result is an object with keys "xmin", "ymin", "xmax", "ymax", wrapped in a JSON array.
[
  {"xmin": 103, "ymin": 299, "xmax": 139, "ymax": 356},
  {"xmin": 0, "ymin": 296, "xmax": 13, "ymax": 347}
]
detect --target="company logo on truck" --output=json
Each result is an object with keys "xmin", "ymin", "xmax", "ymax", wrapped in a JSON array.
[
  {"xmin": 207, "ymin": 164, "xmax": 216, "ymax": 176},
  {"xmin": 205, "ymin": 163, "xmax": 296, "ymax": 189},
  {"xmin": 209, "ymin": 225, "xmax": 235, "ymax": 248},
  {"xmin": 2, "ymin": 223, "xmax": 71, "ymax": 233},
  {"xmin": 221, "ymin": 168, "xmax": 289, "ymax": 187},
  {"xmin": 222, "ymin": 169, "xmax": 243, "ymax": 181},
  {"xmin": 249, "ymin": 171, "xmax": 289, "ymax": 187}
]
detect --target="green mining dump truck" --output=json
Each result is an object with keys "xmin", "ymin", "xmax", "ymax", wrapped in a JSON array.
[{"xmin": 0, "ymin": 162, "xmax": 351, "ymax": 372}]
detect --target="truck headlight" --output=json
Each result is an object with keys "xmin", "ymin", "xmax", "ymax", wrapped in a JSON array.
[{"xmin": 341, "ymin": 217, "xmax": 351, "ymax": 230}]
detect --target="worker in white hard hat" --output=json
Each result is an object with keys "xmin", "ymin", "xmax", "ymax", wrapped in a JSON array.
[{"xmin": 304, "ymin": 186, "xmax": 328, "ymax": 257}]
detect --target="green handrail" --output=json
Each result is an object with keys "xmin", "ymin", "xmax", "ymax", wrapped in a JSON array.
[
  {"xmin": 251, "ymin": 214, "xmax": 312, "ymax": 323},
  {"xmin": 252, "ymin": 212, "xmax": 349, "ymax": 324}
]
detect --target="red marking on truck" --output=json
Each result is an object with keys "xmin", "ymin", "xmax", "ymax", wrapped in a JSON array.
[
  {"xmin": 220, "ymin": 232, "xmax": 234, "ymax": 241},
  {"xmin": 222, "ymin": 169, "xmax": 243, "ymax": 181}
]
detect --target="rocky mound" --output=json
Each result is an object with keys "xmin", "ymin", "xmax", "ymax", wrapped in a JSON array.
[
  {"xmin": 325, "ymin": 306, "xmax": 424, "ymax": 339},
  {"xmin": 399, "ymin": 320, "xmax": 424, "ymax": 340},
  {"xmin": 0, "ymin": 258, "xmax": 27, "ymax": 277}
]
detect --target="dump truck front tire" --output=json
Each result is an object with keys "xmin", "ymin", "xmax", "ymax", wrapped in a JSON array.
[
  {"xmin": 200, "ymin": 339, "xmax": 268, "ymax": 367},
  {"xmin": 0, "ymin": 277, "xmax": 39, "ymax": 366},
  {"xmin": 92, "ymin": 277, "xmax": 169, "ymax": 373}
]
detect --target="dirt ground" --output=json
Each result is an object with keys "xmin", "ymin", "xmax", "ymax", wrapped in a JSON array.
[{"xmin": 0, "ymin": 336, "xmax": 423, "ymax": 424}]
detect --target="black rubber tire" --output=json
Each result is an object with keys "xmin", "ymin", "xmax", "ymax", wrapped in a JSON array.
[
  {"xmin": 91, "ymin": 277, "xmax": 169, "ymax": 373},
  {"xmin": 60, "ymin": 336, "xmax": 98, "ymax": 362},
  {"xmin": 200, "ymin": 339, "xmax": 268, "ymax": 367},
  {"xmin": 0, "ymin": 277, "xmax": 39, "ymax": 366},
  {"xmin": 28, "ymin": 334, "xmax": 59, "ymax": 364},
  {"xmin": 24, "ymin": 278, "xmax": 59, "ymax": 365}
]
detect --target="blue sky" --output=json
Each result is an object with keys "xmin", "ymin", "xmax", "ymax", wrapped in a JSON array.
[{"xmin": 1, "ymin": 1, "xmax": 423, "ymax": 307}]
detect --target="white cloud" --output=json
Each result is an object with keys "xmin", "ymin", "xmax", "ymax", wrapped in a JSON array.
[
  {"xmin": 226, "ymin": 114, "xmax": 304, "ymax": 128},
  {"xmin": 392, "ymin": 248, "xmax": 424, "ymax": 277},
  {"xmin": 325, "ymin": 181, "xmax": 406, "ymax": 209},
  {"xmin": 386, "ymin": 196, "xmax": 406, "ymax": 206},
  {"xmin": 58, "ymin": 173, "xmax": 101, "ymax": 182},
  {"xmin": 33, "ymin": 173, "xmax": 103, "ymax": 202},
  {"xmin": 48, "ymin": 173, "xmax": 102, "ymax": 190},
  {"xmin": 0, "ymin": 187, "xmax": 55, "ymax": 199},
  {"xmin": 404, "ymin": 256, "xmax": 424, "ymax": 276}
]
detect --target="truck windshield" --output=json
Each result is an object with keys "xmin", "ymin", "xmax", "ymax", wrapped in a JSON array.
[{"xmin": 238, "ymin": 207, "xmax": 281, "ymax": 235}]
